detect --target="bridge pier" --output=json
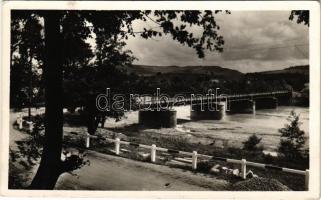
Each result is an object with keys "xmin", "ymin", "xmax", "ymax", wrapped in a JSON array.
[
  {"xmin": 227, "ymin": 100, "xmax": 254, "ymax": 114},
  {"xmin": 255, "ymin": 97, "xmax": 278, "ymax": 109},
  {"xmin": 252, "ymin": 101, "xmax": 256, "ymax": 115},
  {"xmin": 190, "ymin": 103, "xmax": 225, "ymax": 120},
  {"xmin": 276, "ymin": 95, "xmax": 292, "ymax": 105},
  {"xmin": 136, "ymin": 91, "xmax": 290, "ymax": 126},
  {"xmin": 138, "ymin": 109, "xmax": 177, "ymax": 128}
]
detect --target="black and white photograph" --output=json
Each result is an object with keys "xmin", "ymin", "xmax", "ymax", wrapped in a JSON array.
[{"xmin": 0, "ymin": 1, "xmax": 320, "ymax": 198}]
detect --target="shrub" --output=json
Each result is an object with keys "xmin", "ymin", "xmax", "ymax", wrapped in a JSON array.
[
  {"xmin": 278, "ymin": 111, "xmax": 305, "ymax": 160},
  {"xmin": 197, "ymin": 161, "xmax": 213, "ymax": 173},
  {"xmin": 243, "ymin": 134, "xmax": 263, "ymax": 151},
  {"xmin": 263, "ymin": 153, "xmax": 275, "ymax": 164},
  {"xmin": 232, "ymin": 177, "xmax": 290, "ymax": 191}
]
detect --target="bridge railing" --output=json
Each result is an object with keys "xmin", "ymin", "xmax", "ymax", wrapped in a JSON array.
[
  {"xmin": 85, "ymin": 134, "xmax": 309, "ymax": 190},
  {"xmin": 137, "ymin": 90, "xmax": 291, "ymax": 105}
]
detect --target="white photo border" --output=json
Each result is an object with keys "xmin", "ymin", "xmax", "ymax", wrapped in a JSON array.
[{"xmin": 1, "ymin": 1, "xmax": 320, "ymax": 199}]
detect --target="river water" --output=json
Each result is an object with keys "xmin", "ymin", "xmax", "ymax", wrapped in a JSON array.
[
  {"xmin": 175, "ymin": 105, "xmax": 309, "ymax": 151},
  {"xmin": 175, "ymin": 105, "xmax": 309, "ymax": 135},
  {"xmin": 105, "ymin": 105, "xmax": 309, "ymax": 152}
]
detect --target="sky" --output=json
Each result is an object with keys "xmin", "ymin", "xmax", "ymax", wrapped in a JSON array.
[{"xmin": 123, "ymin": 11, "xmax": 309, "ymax": 73}]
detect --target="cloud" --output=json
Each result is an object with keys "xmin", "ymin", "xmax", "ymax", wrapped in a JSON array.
[{"xmin": 124, "ymin": 11, "xmax": 309, "ymax": 72}]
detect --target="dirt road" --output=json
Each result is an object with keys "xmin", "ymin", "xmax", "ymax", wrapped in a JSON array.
[{"xmin": 55, "ymin": 150, "xmax": 229, "ymax": 191}]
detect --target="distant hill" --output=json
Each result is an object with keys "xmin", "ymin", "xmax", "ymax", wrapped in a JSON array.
[
  {"xmin": 123, "ymin": 64, "xmax": 309, "ymax": 94},
  {"xmin": 127, "ymin": 65, "xmax": 244, "ymax": 81},
  {"xmin": 256, "ymin": 65, "xmax": 309, "ymax": 75},
  {"xmin": 246, "ymin": 65, "xmax": 309, "ymax": 91}
]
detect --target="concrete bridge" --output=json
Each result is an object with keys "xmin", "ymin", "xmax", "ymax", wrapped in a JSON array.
[{"xmin": 137, "ymin": 90, "xmax": 292, "ymax": 128}]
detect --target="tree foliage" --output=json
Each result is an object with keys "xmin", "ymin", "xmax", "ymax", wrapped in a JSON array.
[
  {"xmin": 243, "ymin": 133, "xmax": 263, "ymax": 151},
  {"xmin": 10, "ymin": 13, "xmax": 44, "ymax": 109},
  {"xmin": 278, "ymin": 111, "xmax": 306, "ymax": 159},
  {"xmin": 11, "ymin": 10, "xmax": 230, "ymax": 189},
  {"xmin": 11, "ymin": 10, "xmax": 230, "ymax": 109},
  {"xmin": 289, "ymin": 10, "xmax": 309, "ymax": 26}
]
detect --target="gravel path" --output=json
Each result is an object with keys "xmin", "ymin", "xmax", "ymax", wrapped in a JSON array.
[{"xmin": 55, "ymin": 150, "xmax": 230, "ymax": 191}]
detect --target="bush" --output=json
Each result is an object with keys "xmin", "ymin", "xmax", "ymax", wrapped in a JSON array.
[
  {"xmin": 243, "ymin": 134, "xmax": 263, "ymax": 151},
  {"xmin": 197, "ymin": 161, "xmax": 213, "ymax": 173},
  {"xmin": 278, "ymin": 111, "xmax": 306, "ymax": 160},
  {"xmin": 262, "ymin": 153, "xmax": 275, "ymax": 164},
  {"xmin": 232, "ymin": 177, "xmax": 290, "ymax": 191}
]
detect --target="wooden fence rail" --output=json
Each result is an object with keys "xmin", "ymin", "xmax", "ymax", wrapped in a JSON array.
[{"xmin": 85, "ymin": 134, "xmax": 309, "ymax": 190}]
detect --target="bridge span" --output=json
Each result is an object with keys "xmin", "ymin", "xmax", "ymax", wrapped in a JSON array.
[
  {"xmin": 137, "ymin": 90, "xmax": 291, "ymax": 108},
  {"xmin": 136, "ymin": 90, "xmax": 292, "ymax": 128}
]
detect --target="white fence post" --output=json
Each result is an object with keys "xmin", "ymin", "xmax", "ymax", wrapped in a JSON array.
[
  {"xmin": 252, "ymin": 101, "xmax": 256, "ymax": 115},
  {"xmin": 18, "ymin": 119, "xmax": 23, "ymax": 129},
  {"xmin": 115, "ymin": 138, "xmax": 120, "ymax": 155},
  {"xmin": 86, "ymin": 134, "xmax": 90, "ymax": 148},
  {"xmin": 16, "ymin": 115, "xmax": 20, "ymax": 124},
  {"xmin": 16, "ymin": 114, "xmax": 21, "ymax": 124},
  {"xmin": 192, "ymin": 151, "xmax": 197, "ymax": 170},
  {"xmin": 30, "ymin": 122, "xmax": 34, "ymax": 132},
  {"xmin": 241, "ymin": 159, "xmax": 247, "ymax": 179},
  {"xmin": 151, "ymin": 144, "xmax": 156, "ymax": 163},
  {"xmin": 17, "ymin": 115, "xmax": 23, "ymax": 130},
  {"xmin": 305, "ymin": 169, "xmax": 309, "ymax": 190},
  {"xmin": 26, "ymin": 121, "xmax": 33, "ymax": 132}
]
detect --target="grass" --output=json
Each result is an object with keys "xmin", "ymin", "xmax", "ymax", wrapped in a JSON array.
[
  {"xmin": 128, "ymin": 133, "xmax": 195, "ymax": 151},
  {"xmin": 125, "ymin": 131, "xmax": 308, "ymax": 168}
]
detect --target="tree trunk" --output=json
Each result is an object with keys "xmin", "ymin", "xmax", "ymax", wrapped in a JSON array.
[
  {"xmin": 28, "ymin": 49, "xmax": 33, "ymax": 119},
  {"xmin": 29, "ymin": 11, "xmax": 63, "ymax": 189}
]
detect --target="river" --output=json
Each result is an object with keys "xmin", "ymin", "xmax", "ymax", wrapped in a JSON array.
[{"xmin": 105, "ymin": 105, "xmax": 309, "ymax": 152}]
